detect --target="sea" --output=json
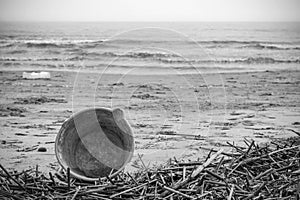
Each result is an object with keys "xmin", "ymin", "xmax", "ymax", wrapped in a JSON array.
[{"xmin": 0, "ymin": 22, "xmax": 299, "ymax": 74}]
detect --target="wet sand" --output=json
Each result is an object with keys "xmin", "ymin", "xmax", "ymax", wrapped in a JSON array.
[{"xmin": 0, "ymin": 69, "xmax": 299, "ymax": 173}]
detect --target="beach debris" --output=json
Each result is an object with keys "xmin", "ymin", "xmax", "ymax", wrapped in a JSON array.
[
  {"xmin": 1, "ymin": 139, "xmax": 23, "ymax": 145},
  {"xmin": 0, "ymin": 105, "xmax": 26, "ymax": 117},
  {"xmin": 17, "ymin": 145, "xmax": 38, "ymax": 152},
  {"xmin": 45, "ymin": 141, "xmax": 55, "ymax": 144},
  {"xmin": 22, "ymin": 71, "xmax": 50, "ymax": 79},
  {"xmin": 259, "ymin": 92, "xmax": 273, "ymax": 96},
  {"xmin": 132, "ymin": 93, "xmax": 159, "ymax": 100},
  {"xmin": 14, "ymin": 96, "xmax": 67, "ymax": 104},
  {"xmin": 156, "ymin": 131, "xmax": 205, "ymax": 141},
  {"xmin": 109, "ymin": 82, "xmax": 124, "ymax": 86},
  {"xmin": 37, "ymin": 147, "xmax": 47, "ymax": 152},
  {"xmin": 0, "ymin": 136, "xmax": 299, "ymax": 199},
  {"xmin": 14, "ymin": 133, "xmax": 27, "ymax": 136}
]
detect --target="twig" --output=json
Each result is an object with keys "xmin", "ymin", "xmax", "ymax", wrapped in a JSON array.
[
  {"xmin": 192, "ymin": 149, "xmax": 224, "ymax": 178},
  {"xmin": 70, "ymin": 186, "xmax": 80, "ymax": 200},
  {"xmin": 0, "ymin": 164, "xmax": 26, "ymax": 191},
  {"xmin": 159, "ymin": 183, "xmax": 194, "ymax": 199},
  {"xmin": 227, "ymin": 184, "xmax": 235, "ymax": 200},
  {"xmin": 287, "ymin": 129, "xmax": 300, "ymax": 136},
  {"xmin": 67, "ymin": 168, "xmax": 70, "ymax": 190},
  {"xmin": 110, "ymin": 179, "xmax": 157, "ymax": 198}
]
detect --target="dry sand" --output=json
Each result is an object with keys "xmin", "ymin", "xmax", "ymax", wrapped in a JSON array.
[{"xmin": 0, "ymin": 69, "xmax": 299, "ymax": 174}]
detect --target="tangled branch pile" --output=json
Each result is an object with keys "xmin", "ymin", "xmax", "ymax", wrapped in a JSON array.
[{"xmin": 1, "ymin": 137, "xmax": 299, "ymax": 199}]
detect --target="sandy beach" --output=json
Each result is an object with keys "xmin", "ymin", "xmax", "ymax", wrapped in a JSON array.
[{"xmin": 0, "ymin": 69, "xmax": 299, "ymax": 173}]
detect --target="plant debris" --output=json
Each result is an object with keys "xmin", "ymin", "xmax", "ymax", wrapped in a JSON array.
[
  {"xmin": 14, "ymin": 96, "xmax": 67, "ymax": 104},
  {"xmin": 0, "ymin": 105, "xmax": 26, "ymax": 117},
  {"xmin": 0, "ymin": 136, "xmax": 299, "ymax": 199}
]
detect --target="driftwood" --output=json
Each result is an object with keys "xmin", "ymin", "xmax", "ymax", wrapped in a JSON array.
[{"xmin": 0, "ymin": 136, "xmax": 299, "ymax": 199}]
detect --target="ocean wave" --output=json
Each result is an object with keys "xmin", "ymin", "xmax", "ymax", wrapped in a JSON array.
[
  {"xmin": 67, "ymin": 51, "xmax": 177, "ymax": 60},
  {"xmin": 219, "ymin": 57, "xmax": 300, "ymax": 64},
  {"xmin": 124, "ymin": 51, "xmax": 176, "ymax": 59},
  {"xmin": 99, "ymin": 51, "xmax": 177, "ymax": 59},
  {"xmin": 0, "ymin": 57, "xmax": 48, "ymax": 61},
  {"xmin": 0, "ymin": 56, "xmax": 80, "ymax": 61},
  {"xmin": 0, "ymin": 57, "xmax": 24, "ymax": 61},
  {"xmin": 0, "ymin": 43, "xmax": 14, "ymax": 48},
  {"xmin": 8, "ymin": 50, "xmax": 28, "ymax": 54},
  {"xmin": 101, "ymin": 39, "xmax": 300, "ymax": 51},
  {"xmin": 0, "ymin": 35, "xmax": 17, "ymax": 40},
  {"xmin": 198, "ymin": 40, "xmax": 257, "ymax": 45},
  {"xmin": 241, "ymin": 43, "xmax": 300, "ymax": 50},
  {"xmin": 191, "ymin": 40, "xmax": 300, "ymax": 46},
  {"xmin": 100, "ymin": 39, "xmax": 266, "ymax": 46},
  {"xmin": 25, "ymin": 42, "xmax": 75, "ymax": 48},
  {"xmin": 159, "ymin": 57, "xmax": 300, "ymax": 64},
  {"xmin": 2, "ymin": 38, "xmax": 300, "ymax": 51},
  {"xmin": 8, "ymin": 39, "xmax": 105, "ymax": 48},
  {"xmin": 2, "ymin": 55, "xmax": 298, "ymax": 65},
  {"xmin": 100, "ymin": 39, "xmax": 265, "ymax": 45}
]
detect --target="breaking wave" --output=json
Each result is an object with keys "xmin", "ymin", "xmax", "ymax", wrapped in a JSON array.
[
  {"xmin": 159, "ymin": 57, "xmax": 300, "ymax": 64},
  {"xmin": 241, "ymin": 43, "xmax": 300, "ymax": 50},
  {"xmin": 100, "ymin": 51, "xmax": 177, "ymax": 59}
]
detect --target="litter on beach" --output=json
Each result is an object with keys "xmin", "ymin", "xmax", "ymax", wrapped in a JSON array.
[{"xmin": 22, "ymin": 71, "xmax": 51, "ymax": 79}]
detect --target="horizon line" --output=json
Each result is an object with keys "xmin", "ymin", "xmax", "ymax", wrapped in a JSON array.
[{"xmin": 0, "ymin": 20, "xmax": 300, "ymax": 23}]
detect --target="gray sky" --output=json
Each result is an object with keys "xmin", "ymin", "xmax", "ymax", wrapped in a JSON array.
[{"xmin": 0, "ymin": 0, "xmax": 299, "ymax": 22}]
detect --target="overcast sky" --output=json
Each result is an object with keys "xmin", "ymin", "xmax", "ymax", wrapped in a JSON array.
[{"xmin": 0, "ymin": 0, "xmax": 299, "ymax": 22}]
